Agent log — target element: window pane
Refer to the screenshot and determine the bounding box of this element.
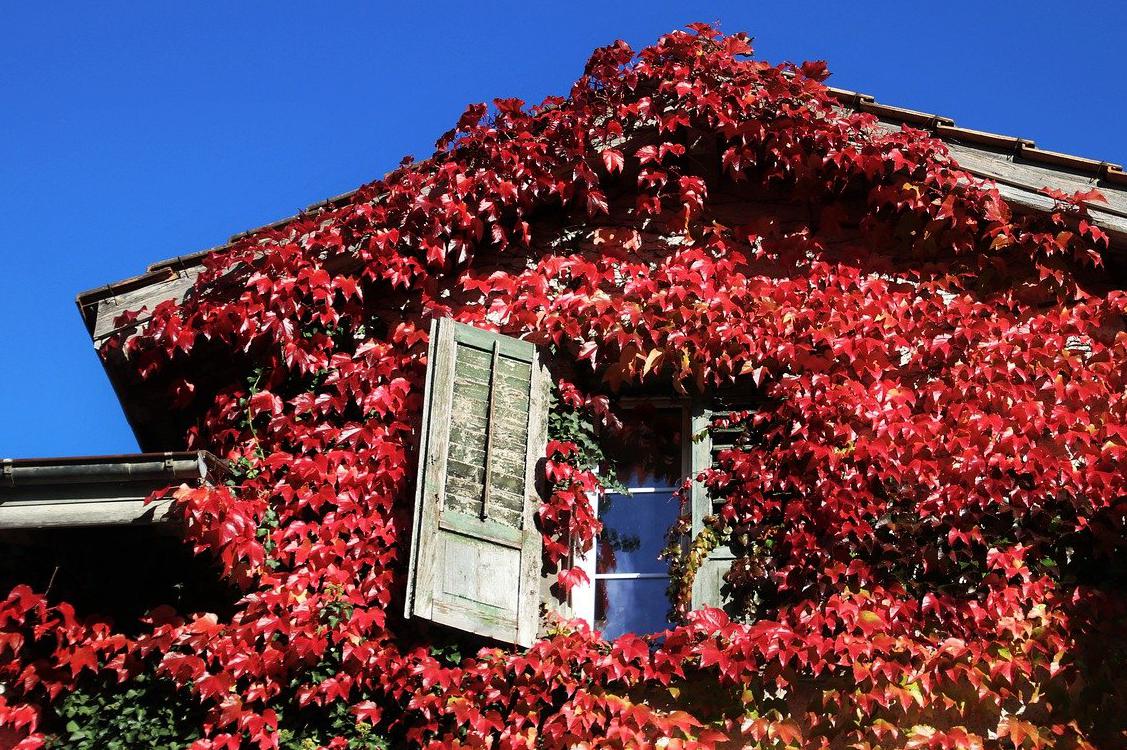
[607,406,684,487]
[597,491,680,574]
[595,577,672,639]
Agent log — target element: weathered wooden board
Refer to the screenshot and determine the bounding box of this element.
[692,555,735,612]
[943,141,1127,218]
[689,400,750,612]
[868,117,1127,247]
[0,488,173,527]
[83,267,202,344]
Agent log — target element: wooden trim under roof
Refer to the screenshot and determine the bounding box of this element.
[822,83,1127,186]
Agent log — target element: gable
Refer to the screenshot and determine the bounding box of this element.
[76,97,1127,449]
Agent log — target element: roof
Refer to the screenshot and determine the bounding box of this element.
[0,451,224,528]
[822,83,1127,234]
[74,85,1127,337]
[827,85,1127,184]
[71,86,1127,450]
[74,187,359,338]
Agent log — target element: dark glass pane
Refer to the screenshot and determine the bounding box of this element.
[595,577,672,639]
[597,491,679,574]
[608,406,683,487]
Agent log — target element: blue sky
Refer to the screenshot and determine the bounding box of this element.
[2,1,1124,457]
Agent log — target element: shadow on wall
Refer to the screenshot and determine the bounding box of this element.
[0,525,239,632]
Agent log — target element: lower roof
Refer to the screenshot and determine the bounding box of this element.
[0,451,224,528]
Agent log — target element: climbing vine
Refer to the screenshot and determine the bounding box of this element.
[3,23,1127,749]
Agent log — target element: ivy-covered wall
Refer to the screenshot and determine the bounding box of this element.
[2,24,1126,750]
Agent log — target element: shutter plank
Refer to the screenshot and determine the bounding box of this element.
[516,355,549,647]
[406,318,548,647]
[481,341,500,520]
[407,318,457,620]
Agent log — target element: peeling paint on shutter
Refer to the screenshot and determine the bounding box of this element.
[405,318,549,647]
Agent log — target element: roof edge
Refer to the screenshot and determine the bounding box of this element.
[823,83,1127,186]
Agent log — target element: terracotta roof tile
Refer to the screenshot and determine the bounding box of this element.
[824,83,1125,181]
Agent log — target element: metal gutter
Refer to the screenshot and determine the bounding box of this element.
[0,452,219,487]
[0,452,226,529]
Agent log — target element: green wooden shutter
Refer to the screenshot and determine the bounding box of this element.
[690,394,755,612]
[405,318,549,647]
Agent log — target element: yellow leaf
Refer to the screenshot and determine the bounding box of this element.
[991,234,1014,250]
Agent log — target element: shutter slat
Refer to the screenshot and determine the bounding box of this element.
[406,318,548,647]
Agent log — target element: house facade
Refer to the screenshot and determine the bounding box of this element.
[3,26,1126,750]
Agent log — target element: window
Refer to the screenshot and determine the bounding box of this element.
[404,319,749,646]
[572,404,689,639]
[569,396,753,636]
